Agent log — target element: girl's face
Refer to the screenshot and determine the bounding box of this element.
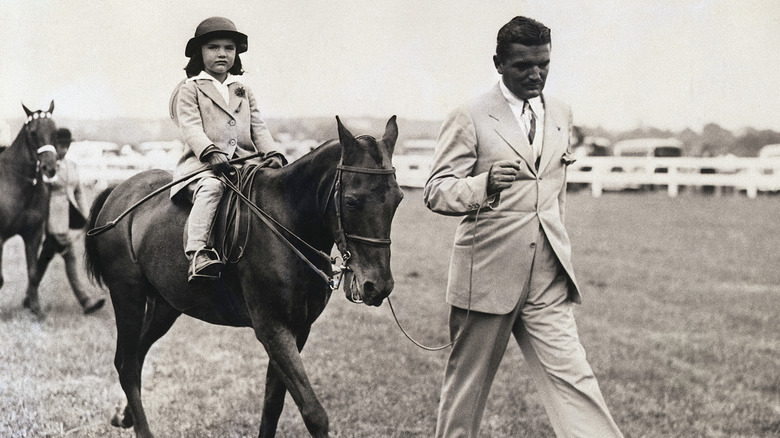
[201,38,236,82]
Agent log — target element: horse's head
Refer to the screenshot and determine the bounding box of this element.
[333,116,404,307]
[22,101,58,179]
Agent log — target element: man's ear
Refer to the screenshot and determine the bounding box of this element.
[493,55,503,74]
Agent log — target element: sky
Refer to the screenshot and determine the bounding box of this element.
[1,0,778,133]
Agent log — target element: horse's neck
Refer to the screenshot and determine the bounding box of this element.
[0,129,33,165]
[270,141,339,244]
[283,141,340,210]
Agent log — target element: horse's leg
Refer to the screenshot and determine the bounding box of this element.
[112,295,181,431]
[0,243,4,290]
[253,318,328,438]
[23,230,47,317]
[258,325,312,438]
[109,282,158,438]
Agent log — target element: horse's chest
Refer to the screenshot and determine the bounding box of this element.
[1,182,46,231]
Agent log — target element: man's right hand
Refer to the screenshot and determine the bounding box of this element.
[487,159,522,194]
[206,151,231,175]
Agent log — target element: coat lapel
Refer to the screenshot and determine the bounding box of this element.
[487,85,536,172]
[536,97,566,173]
[227,83,244,114]
[196,80,231,115]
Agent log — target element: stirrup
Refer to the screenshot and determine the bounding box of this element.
[188,248,224,282]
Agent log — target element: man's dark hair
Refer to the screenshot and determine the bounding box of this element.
[184,37,245,78]
[56,128,72,144]
[496,16,551,61]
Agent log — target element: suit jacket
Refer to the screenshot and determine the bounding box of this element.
[170,77,279,197]
[423,83,581,315]
[48,157,88,233]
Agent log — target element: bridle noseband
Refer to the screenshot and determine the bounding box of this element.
[320,160,396,299]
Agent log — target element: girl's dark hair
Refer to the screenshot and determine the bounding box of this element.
[184,41,245,78]
[496,16,551,62]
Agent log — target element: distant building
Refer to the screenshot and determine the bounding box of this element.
[401,139,436,156]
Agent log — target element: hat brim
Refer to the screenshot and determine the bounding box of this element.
[185,31,248,57]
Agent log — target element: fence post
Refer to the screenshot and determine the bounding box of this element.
[667,166,678,197]
[591,163,603,198]
[745,162,758,199]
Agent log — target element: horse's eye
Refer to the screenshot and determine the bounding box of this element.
[344,197,360,210]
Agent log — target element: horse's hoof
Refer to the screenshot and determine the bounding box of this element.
[111,409,134,429]
[83,298,106,315]
[26,302,45,320]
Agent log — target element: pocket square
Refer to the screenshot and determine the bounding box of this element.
[561,151,577,165]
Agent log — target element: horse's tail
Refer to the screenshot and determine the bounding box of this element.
[84,186,115,287]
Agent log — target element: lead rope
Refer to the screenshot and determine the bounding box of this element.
[385,199,486,351]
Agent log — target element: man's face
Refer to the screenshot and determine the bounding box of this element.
[55,141,69,159]
[494,43,551,100]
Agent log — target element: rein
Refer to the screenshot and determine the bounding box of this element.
[87,152,266,237]
[88,152,396,294]
[218,158,397,294]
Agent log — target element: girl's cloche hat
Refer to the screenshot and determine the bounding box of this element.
[185,17,248,57]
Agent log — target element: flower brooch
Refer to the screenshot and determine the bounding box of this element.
[561,150,577,165]
[234,86,246,98]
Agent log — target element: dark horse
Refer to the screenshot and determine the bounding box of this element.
[85,116,403,438]
[0,102,58,317]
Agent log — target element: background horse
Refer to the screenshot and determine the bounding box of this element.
[85,116,403,438]
[0,102,58,317]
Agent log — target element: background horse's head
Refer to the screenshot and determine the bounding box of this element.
[21,101,58,179]
[334,116,403,307]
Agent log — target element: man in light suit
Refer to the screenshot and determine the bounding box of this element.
[28,128,105,314]
[424,16,623,437]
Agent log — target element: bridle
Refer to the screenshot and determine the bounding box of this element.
[323,159,396,301]
[1,112,57,186]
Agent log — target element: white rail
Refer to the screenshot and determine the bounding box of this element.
[567,156,780,198]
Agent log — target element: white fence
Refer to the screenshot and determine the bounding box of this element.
[79,151,780,200]
[391,154,780,198]
[567,156,780,198]
[80,153,177,190]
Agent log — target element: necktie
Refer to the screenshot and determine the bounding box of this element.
[523,100,536,145]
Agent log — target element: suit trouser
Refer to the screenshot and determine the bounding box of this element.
[434,228,623,438]
[185,176,225,255]
[34,233,92,307]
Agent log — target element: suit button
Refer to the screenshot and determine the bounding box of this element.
[229,139,237,146]
[229,119,236,126]
[530,242,536,248]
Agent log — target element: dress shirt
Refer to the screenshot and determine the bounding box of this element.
[499,80,545,159]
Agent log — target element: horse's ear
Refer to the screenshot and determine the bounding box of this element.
[22,103,32,117]
[336,115,357,150]
[382,115,398,154]
[47,100,55,114]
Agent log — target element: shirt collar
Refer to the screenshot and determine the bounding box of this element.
[188,71,240,86]
[498,80,543,114]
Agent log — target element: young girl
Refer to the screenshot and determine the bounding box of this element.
[170,16,285,282]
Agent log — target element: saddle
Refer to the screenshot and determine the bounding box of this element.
[181,164,265,265]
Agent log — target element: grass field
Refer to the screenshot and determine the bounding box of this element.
[1,189,779,437]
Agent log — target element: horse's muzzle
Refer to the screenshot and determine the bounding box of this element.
[343,271,393,307]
